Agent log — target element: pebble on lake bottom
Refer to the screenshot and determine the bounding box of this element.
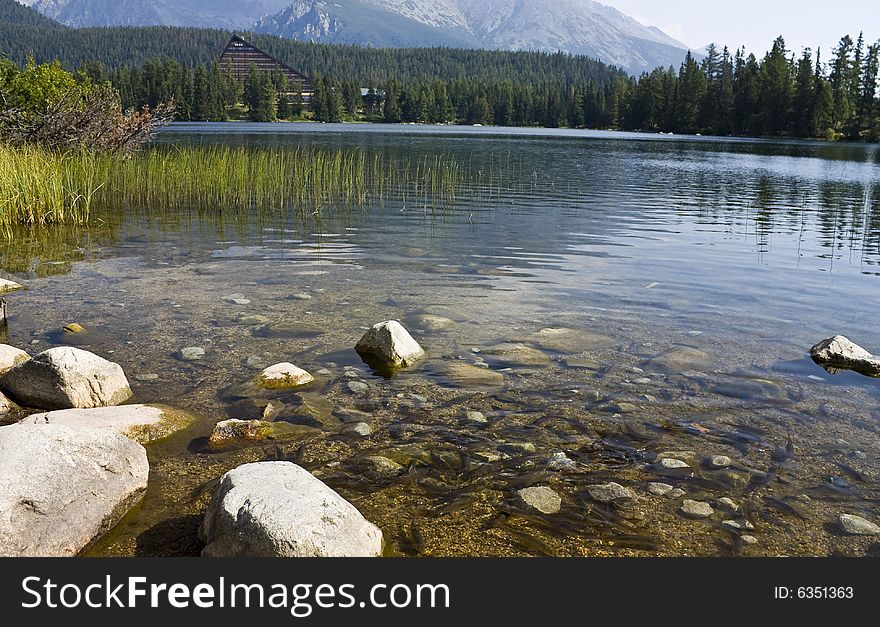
[659,458,690,469]
[517,486,562,515]
[680,500,714,519]
[587,482,636,504]
[349,422,373,437]
[465,410,487,423]
[716,497,739,512]
[178,347,205,361]
[647,482,674,497]
[707,455,733,468]
[838,513,880,536]
[348,381,369,394]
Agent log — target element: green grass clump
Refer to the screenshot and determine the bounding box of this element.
[0,144,102,233]
[0,143,462,236]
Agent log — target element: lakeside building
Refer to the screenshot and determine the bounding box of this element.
[219,35,314,102]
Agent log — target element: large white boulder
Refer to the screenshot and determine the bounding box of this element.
[810,335,880,376]
[355,320,424,369]
[0,344,30,375]
[199,461,384,557]
[0,346,132,409]
[18,404,194,445]
[0,423,149,557]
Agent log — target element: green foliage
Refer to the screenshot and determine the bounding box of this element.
[0,143,463,233]
[2,58,80,113]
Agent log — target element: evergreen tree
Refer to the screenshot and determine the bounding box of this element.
[675,51,707,133]
[383,79,402,123]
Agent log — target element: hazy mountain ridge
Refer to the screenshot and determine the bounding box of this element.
[17,0,695,73]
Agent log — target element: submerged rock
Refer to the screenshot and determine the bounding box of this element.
[356,320,425,370]
[0,345,30,375]
[531,327,614,353]
[0,347,132,410]
[409,314,455,331]
[348,381,369,394]
[587,482,636,503]
[715,497,740,512]
[199,461,384,557]
[838,513,880,536]
[254,321,326,339]
[446,362,504,387]
[178,346,206,361]
[0,423,148,557]
[680,500,714,519]
[63,323,85,334]
[517,486,562,514]
[658,458,690,470]
[810,336,880,377]
[254,363,314,390]
[480,343,549,367]
[364,455,404,475]
[647,482,674,497]
[649,346,712,373]
[706,455,733,469]
[465,410,488,423]
[19,404,194,445]
[209,419,277,445]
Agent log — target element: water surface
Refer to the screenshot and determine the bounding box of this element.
[4,123,880,557]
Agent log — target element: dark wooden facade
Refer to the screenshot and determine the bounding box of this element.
[219,35,314,101]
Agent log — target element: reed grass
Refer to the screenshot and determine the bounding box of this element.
[0,143,462,236]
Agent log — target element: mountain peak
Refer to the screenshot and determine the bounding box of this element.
[22,0,693,73]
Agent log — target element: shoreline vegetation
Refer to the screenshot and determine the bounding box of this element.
[0,143,463,233]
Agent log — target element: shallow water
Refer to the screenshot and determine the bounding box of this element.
[4,123,880,557]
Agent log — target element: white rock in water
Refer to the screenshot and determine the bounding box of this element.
[199,462,384,557]
[707,455,733,468]
[355,321,424,369]
[681,500,714,519]
[810,336,880,375]
[517,486,562,514]
[255,363,314,389]
[587,482,636,503]
[179,347,205,361]
[0,278,23,294]
[0,347,132,410]
[348,381,369,394]
[647,482,674,496]
[0,423,148,557]
[0,345,30,375]
[18,404,194,445]
[659,458,690,469]
[839,513,880,536]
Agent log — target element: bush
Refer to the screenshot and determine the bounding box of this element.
[0,58,174,153]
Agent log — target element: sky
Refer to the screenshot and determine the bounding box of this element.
[605,0,879,59]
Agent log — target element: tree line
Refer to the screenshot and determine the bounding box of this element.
[92,33,880,141]
[2,0,878,140]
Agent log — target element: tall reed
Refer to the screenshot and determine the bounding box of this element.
[0,144,463,235]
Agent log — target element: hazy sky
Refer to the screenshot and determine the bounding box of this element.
[605,0,879,58]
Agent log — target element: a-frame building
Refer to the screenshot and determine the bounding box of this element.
[219,35,314,102]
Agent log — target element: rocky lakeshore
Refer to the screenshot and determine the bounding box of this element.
[2,271,880,558]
